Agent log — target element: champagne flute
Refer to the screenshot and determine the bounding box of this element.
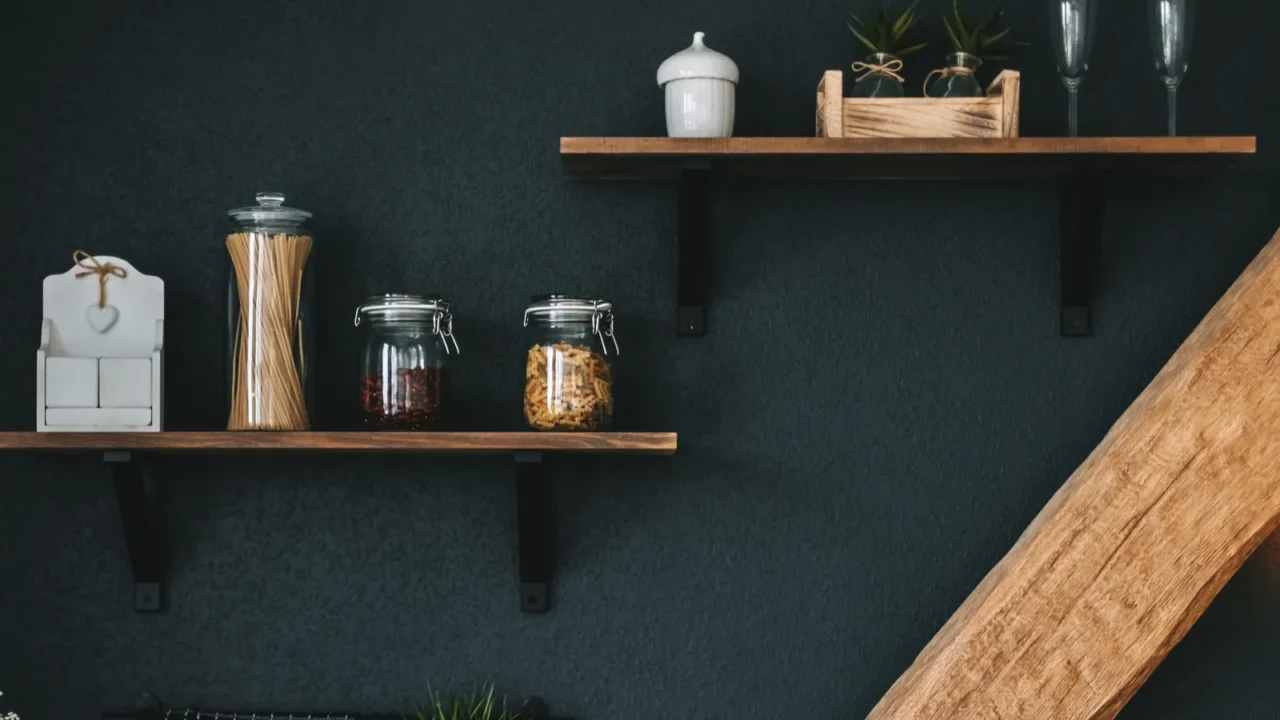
[1048,0,1099,137]
[1148,0,1196,136]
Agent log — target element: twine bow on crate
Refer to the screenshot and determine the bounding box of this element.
[851,58,904,83]
[73,250,128,308]
[923,65,975,97]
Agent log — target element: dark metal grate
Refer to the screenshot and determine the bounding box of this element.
[103,695,558,720]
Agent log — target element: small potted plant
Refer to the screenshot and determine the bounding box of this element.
[413,685,526,720]
[927,0,1027,97]
[845,2,928,97]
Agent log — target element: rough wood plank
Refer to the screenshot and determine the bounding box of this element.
[560,136,1256,180]
[842,97,1003,138]
[987,70,1020,138]
[868,228,1280,720]
[0,431,678,454]
[561,136,1256,157]
[817,71,844,138]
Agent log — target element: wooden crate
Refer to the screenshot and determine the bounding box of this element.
[816,69,1020,139]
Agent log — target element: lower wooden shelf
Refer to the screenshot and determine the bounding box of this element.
[0,430,676,614]
[0,431,677,454]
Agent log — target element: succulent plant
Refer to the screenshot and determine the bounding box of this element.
[943,0,1029,62]
[846,1,928,58]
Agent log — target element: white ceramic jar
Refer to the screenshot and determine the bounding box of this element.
[656,32,739,138]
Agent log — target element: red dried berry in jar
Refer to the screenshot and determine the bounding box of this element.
[354,294,459,431]
[360,368,449,430]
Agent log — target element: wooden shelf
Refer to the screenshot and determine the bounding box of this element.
[0,431,677,455]
[3,431,676,612]
[562,135,1257,336]
[560,136,1257,179]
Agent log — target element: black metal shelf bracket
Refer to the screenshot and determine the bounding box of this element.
[106,451,164,612]
[678,162,712,336]
[514,451,555,613]
[1059,167,1109,336]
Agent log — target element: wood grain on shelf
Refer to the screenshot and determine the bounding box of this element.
[562,136,1256,156]
[868,226,1280,719]
[0,431,677,454]
[561,136,1256,179]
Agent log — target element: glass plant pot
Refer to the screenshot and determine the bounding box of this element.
[850,52,906,98]
[926,52,984,98]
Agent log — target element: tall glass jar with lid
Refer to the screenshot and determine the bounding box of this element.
[523,295,618,431]
[225,192,316,431]
[355,294,459,430]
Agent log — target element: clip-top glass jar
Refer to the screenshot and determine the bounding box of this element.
[355,294,459,430]
[225,192,316,431]
[523,295,618,431]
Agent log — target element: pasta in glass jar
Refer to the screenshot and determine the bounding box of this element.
[523,296,618,431]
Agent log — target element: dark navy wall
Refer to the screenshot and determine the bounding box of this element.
[2,0,1278,717]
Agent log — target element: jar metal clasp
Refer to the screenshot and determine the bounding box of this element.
[434,309,460,355]
[592,302,620,356]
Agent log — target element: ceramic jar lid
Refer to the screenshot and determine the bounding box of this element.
[656,32,739,87]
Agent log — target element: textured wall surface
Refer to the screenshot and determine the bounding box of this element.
[2,1,1278,718]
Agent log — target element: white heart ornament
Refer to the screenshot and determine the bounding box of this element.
[86,304,120,334]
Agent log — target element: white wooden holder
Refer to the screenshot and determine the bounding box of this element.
[37,256,164,432]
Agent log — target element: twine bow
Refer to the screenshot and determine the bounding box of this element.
[73,250,128,308]
[923,65,976,97]
[851,58,905,83]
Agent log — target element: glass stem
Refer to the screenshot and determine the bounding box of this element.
[1166,87,1178,137]
[1068,88,1079,138]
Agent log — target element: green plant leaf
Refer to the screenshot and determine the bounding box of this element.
[897,41,928,57]
[982,26,1011,46]
[897,12,912,40]
[970,3,1002,41]
[891,8,909,37]
[892,1,919,39]
[943,16,963,51]
[847,20,879,52]
[847,1,926,55]
[941,0,1027,61]
[952,0,969,41]
[875,7,891,47]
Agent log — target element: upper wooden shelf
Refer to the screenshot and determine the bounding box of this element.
[560,136,1257,179]
[0,431,677,455]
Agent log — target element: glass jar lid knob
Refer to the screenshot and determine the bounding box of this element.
[228,191,313,224]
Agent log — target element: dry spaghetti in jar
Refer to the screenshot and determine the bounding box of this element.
[523,295,618,431]
[225,192,316,431]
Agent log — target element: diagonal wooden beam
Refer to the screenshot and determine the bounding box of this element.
[869,228,1280,720]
